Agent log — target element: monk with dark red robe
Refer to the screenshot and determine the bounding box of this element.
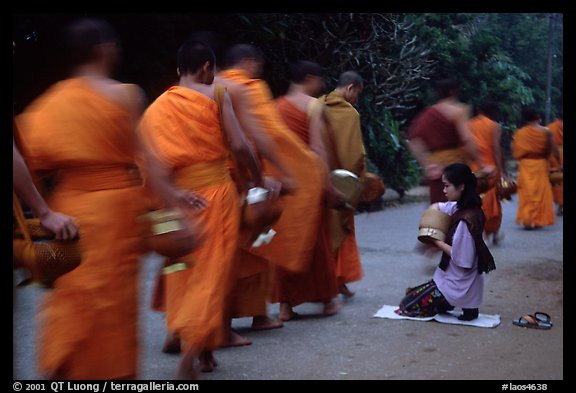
[273,60,341,320]
[407,78,493,203]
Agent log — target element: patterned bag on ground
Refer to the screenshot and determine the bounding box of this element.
[395,279,451,318]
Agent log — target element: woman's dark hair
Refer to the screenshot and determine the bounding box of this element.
[442,163,482,210]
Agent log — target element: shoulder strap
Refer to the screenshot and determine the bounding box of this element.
[13,192,32,243]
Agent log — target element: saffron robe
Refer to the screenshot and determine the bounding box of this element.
[512,125,555,227]
[319,91,364,286]
[469,114,502,236]
[271,97,338,306]
[16,78,146,379]
[138,86,240,352]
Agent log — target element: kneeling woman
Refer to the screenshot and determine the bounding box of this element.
[399,163,496,321]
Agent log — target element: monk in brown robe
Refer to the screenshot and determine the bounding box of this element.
[512,107,557,229]
[407,78,493,204]
[273,60,341,321]
[547,114,563,216]
[138,40,263,378]
[15,18,147,379]
[319,71,366,298]
[217,44,325,340]
[468,101,509,244]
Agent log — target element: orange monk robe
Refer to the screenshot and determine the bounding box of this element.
[269,97,339,306]
[512,125,555,227]
[219,69,324,272]
[16,78,146,379]
[320,91,365,287]
[138,86,241,352]
[469,114,502,236]
[547,119,563,206]
[217,69,325,318]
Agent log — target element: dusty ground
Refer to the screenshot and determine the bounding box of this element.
[13,191,563,381]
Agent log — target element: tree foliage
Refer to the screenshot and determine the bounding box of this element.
[13,13,563,194]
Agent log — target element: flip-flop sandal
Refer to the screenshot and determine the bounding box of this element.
[533,312,553,326]
[512,314,552,330]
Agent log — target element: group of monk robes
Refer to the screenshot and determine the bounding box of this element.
[15,18,366,380]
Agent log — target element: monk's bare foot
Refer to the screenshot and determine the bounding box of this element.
[221,329,252,348]
[176,351,200,380]
[322,298,343,316]
[251,315,284,331]
[162,331,181,354]
[492,231,505,245]
[199,351,218,373]
[339,284,355,298]
[279,302,299,321]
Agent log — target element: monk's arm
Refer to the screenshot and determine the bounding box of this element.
[309,105,330,167]
[220,91,264,188]
[137,132,208,211]
[13,141,78,240]
[547,130,561,168]
[492,124,507,176]
[233,87,295,192]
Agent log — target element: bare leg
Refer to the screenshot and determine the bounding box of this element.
[279,302,299,321]
[199,350,218,373]
[339,284,355,298]
[162,331,181,354]
[322,297,343,316]
[221,322,252,347]
[251,315,284,330]
[176,350,200,380]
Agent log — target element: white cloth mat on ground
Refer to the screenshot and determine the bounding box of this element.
[373,305,501,328]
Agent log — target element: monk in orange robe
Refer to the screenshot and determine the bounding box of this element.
[469,101,508,244]
[512,107,556,229]
[547,114,563,216]
[15,18,147,380]
[273,60,341,321]
[319,71,366,297]
[217,44,325,338]
[138,41,263,378]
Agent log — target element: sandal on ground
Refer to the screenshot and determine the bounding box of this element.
[533,312,553,327]
[512,314,552,330]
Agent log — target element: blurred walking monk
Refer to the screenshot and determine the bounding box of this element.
[407,78,492,204]
[468,101,508,244]
[512,107,557,230]
[217,44,325,332]
[547,113,563,216]
[138,40,263,378]
[319,71,366,297]
[16,18,147,379]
